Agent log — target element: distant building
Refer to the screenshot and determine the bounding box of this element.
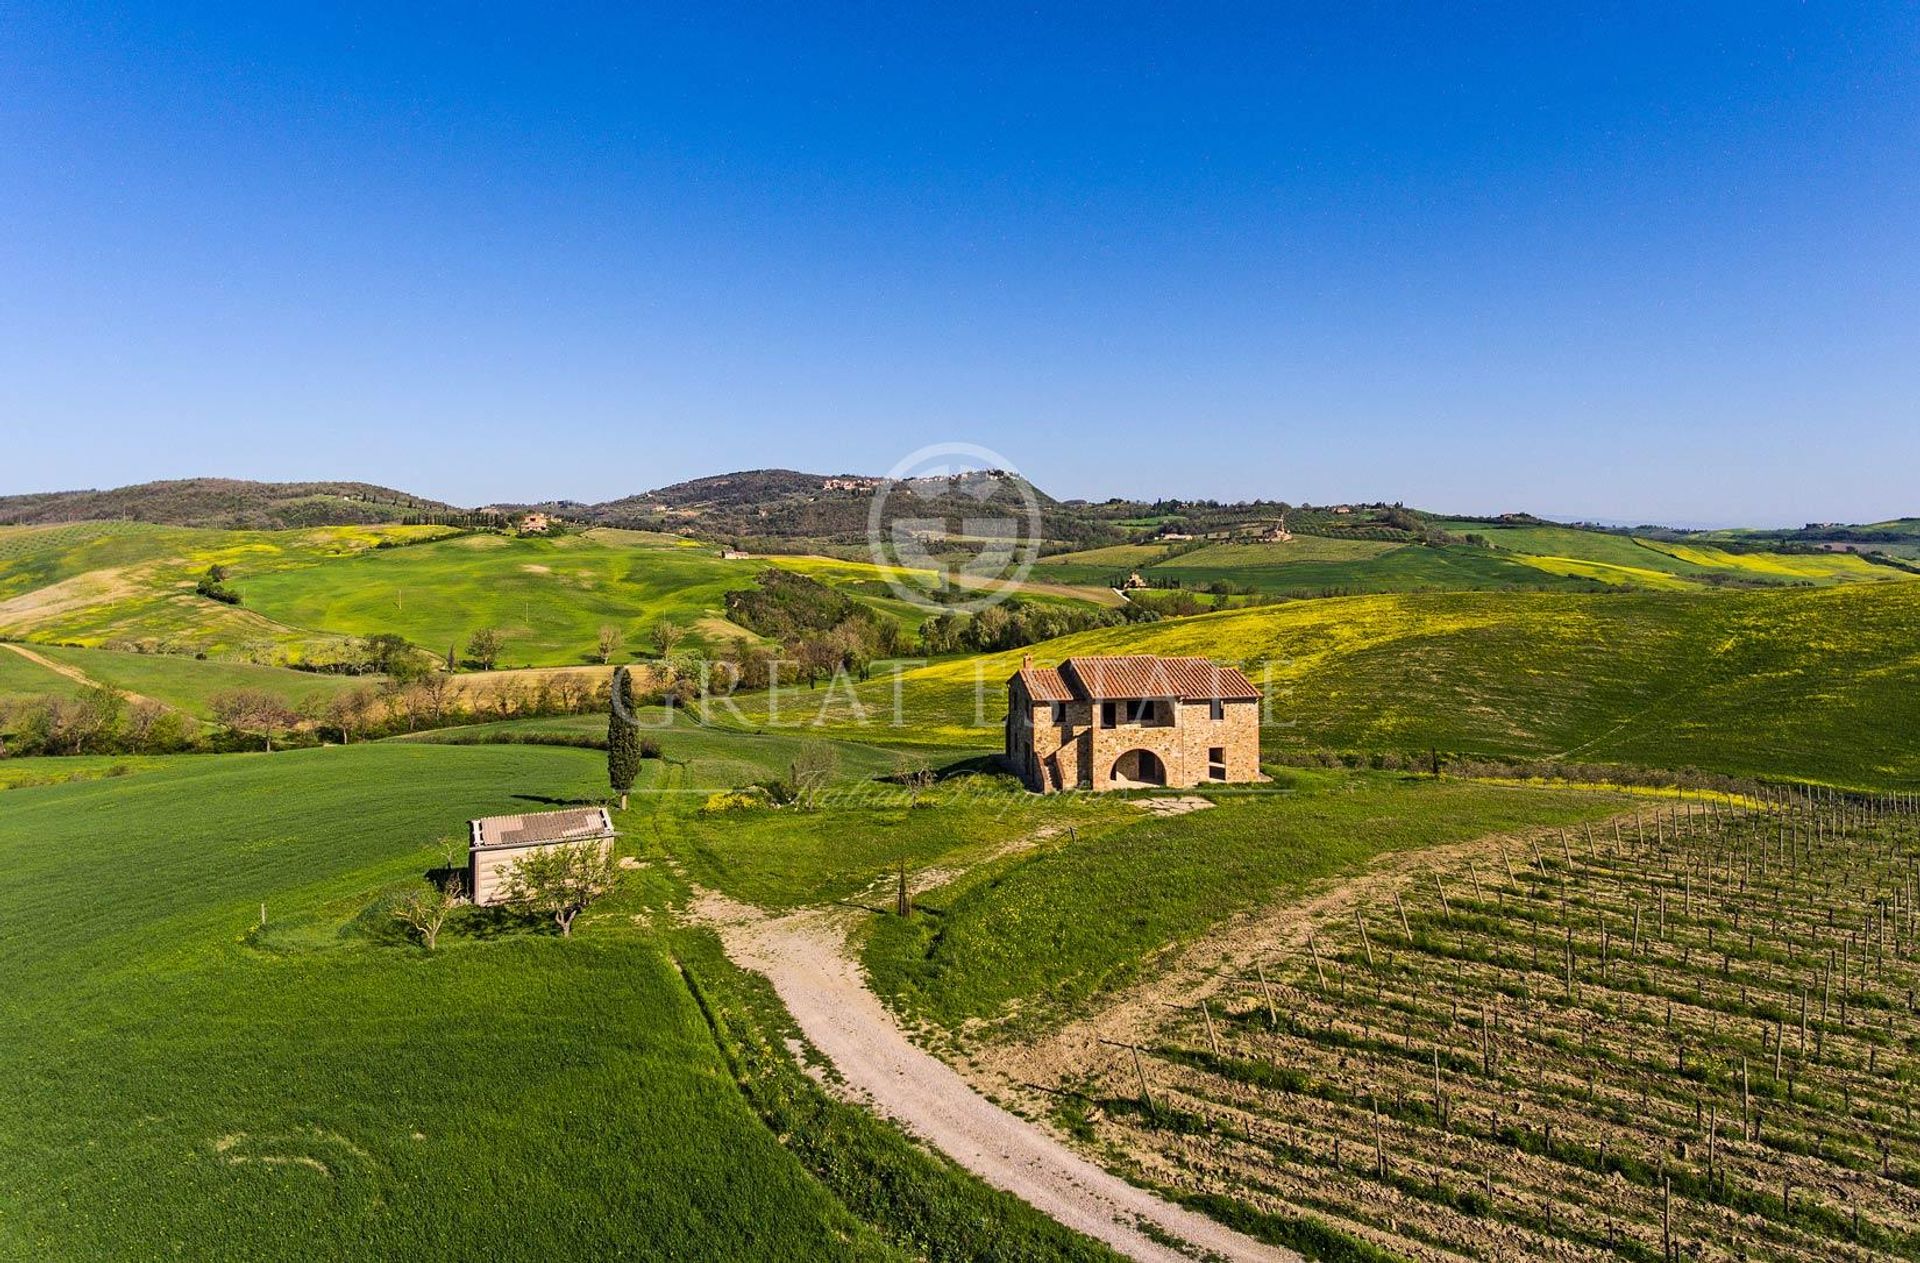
[1005,654,1263,793]
[720,547,751,560]
[821,477,879,493]
[467,807,615,905]
[1121,571,1150,590]
[518,512,553,534]
[1331,505,1353,516]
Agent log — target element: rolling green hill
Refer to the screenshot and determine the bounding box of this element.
[743,583,1920,789]
[0,742,1113,1261]
[1035,520,1913,597]
[0,522,1113,668]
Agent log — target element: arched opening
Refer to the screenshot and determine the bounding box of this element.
[1110,748,1167,787]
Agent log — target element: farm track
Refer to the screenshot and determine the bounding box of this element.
[0,641,161,706]
[690,887,1303,1263]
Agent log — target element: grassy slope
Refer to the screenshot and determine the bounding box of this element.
[1037,524,1911,596]
[1040,542,1602,596]
[1,522,1054,665]
[864,773,1632,1034]
[1154,538,1404,567]
[23,644,369,716]
[740,584,1920,789]
[0,644,84,699]
[1436,522,1904,587]
[0,522,460,653]
[0,742,1109,1261]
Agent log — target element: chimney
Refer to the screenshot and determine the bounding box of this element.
[1022,653,1033,670]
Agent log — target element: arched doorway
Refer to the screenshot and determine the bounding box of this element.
[1110,748,1167,787]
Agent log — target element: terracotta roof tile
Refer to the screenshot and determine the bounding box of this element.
[1012,654,1261,703]
[1014,666,1075,703]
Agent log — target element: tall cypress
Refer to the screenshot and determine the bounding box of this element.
[608,665,640,810]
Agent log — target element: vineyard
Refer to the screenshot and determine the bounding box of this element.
[1068,790,1920,1261]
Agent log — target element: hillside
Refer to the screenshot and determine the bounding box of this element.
[573,468,1125,551]
[755,582,1920,789]
[0,479,460,530]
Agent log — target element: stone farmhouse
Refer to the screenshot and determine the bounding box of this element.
[467,806,615,905]
[1005,654,1262,793]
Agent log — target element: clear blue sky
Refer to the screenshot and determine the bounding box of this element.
[3,4,1915,525]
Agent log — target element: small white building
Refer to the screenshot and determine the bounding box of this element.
[467,807,615,905]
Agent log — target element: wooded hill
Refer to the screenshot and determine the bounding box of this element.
[0,479,460,530]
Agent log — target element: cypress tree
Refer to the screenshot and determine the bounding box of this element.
[608,666,640,810]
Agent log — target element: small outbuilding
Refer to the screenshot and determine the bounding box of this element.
[467,807,616,905]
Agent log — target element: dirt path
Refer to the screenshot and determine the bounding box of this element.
[0,641,161,706]
[691,888,1302,1263]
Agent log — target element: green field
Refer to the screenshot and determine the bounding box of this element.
[1032,523,1913,598]
[1040,540,1614,596]
[731,583,1920,789]
[0,644,82,699]
[0,741,1113,1261]
[0,521,1116,669]
[1433,521,1904,587]
[864,773,1632,1035]
[18,644,370,718]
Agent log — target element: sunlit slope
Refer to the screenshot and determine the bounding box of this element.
[2,522,1073,666]
[773,585,1920,788]
[0,745,910,1260]
[0,521,458,654]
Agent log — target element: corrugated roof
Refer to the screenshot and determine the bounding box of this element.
[470,806,615,850]
[1013,665,1075,703]
[1010,654,1262,703]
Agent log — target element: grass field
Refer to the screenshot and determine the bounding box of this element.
[0,643,83,699]
[728,583,1920,789]
[1032,524,1914,599]
[0,520,1115,668]
[19,643,370,717]
[1039,541,1597,596]
[863,774,1633,1037]
[0,741,1115,1261]
[0,521,460,656]
[1435,522,1905,588]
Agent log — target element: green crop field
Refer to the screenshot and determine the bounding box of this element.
[19,644,370,718]
[730,583,1920,789]
[1433,522,1906,588]
[0,644,83,699]
[1032,523,1914,599]
[0,741,1114,1262]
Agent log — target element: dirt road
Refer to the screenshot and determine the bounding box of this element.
[0,641,160,706]
[692,888,1302,1263]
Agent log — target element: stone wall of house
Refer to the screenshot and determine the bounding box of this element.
[1007,687,1260,793]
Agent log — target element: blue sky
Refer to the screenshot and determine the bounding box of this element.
[2,4,1915,525]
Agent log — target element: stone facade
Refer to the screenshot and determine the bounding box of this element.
[1004,655,1262,792]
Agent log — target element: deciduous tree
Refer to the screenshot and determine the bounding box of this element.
[210,688,297,752]
[503,842,619,937]
[392,874,465,951]
[596,625,623,665]
[790,740,838,810]
[466,627,504,670]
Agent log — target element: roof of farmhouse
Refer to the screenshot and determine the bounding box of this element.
[469,806,615,850]
[1013,655,1262,704]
